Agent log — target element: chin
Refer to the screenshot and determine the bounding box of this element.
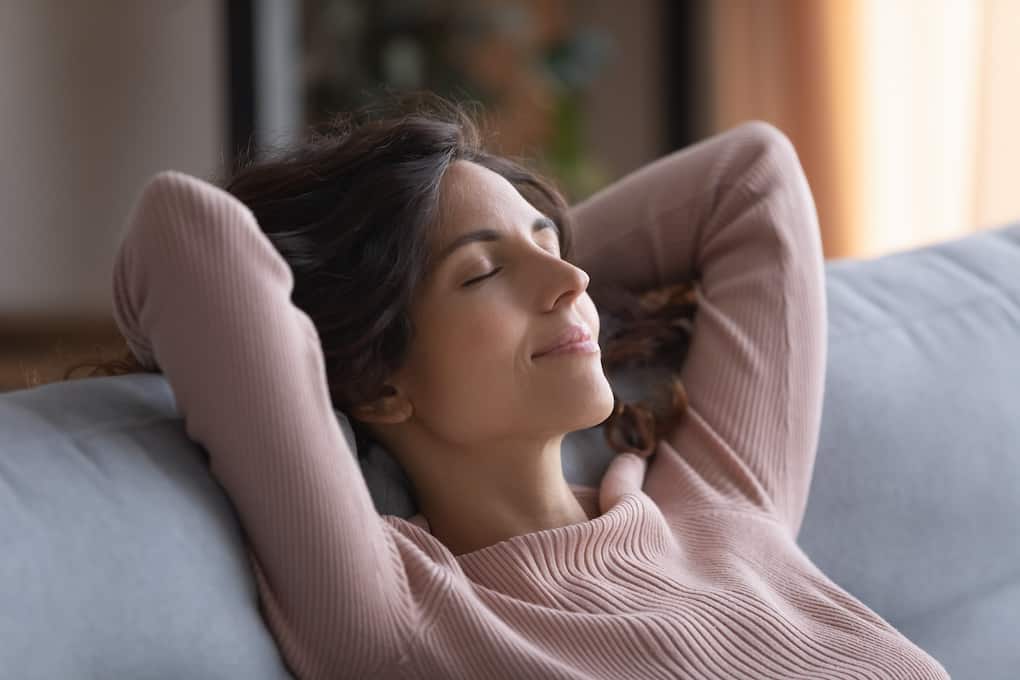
[537,372,616,431]
[582,380,617,429]
[596,389,618,425]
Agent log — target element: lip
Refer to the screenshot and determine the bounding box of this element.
[534,339,600,358]
[533,324,596,358]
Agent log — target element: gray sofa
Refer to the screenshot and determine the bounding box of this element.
[3,220,1019,679]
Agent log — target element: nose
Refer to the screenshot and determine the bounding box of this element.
[545,257,590,311]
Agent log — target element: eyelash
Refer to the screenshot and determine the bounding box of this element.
[462,267,502,287]
[460,246,563,288]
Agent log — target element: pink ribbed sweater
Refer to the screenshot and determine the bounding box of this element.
[110,122,950,679]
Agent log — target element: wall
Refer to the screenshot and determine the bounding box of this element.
[0,0,226,321]
[576,0,667,182]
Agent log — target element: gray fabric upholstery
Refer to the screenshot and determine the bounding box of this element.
[797,222,1020,678]
[0,376,295,679]
[2,220,1018,678]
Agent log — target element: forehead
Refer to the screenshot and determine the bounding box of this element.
[435,160,536,237]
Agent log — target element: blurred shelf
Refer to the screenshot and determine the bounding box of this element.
[0,317,126,393]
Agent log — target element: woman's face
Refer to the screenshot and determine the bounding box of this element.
[389,159,616,447]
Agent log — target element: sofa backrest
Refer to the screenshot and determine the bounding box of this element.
[797,221,1020,679]
[0,374,296,679]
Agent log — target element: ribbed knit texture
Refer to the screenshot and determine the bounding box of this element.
[110,122,950,679]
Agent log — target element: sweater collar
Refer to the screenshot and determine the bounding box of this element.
[453,486,673,585]
[389,453,672,584]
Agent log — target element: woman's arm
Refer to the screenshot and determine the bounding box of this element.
[567,121,828,539]
[111,171,414,678]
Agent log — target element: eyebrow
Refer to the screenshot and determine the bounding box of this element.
[434,216,559,268]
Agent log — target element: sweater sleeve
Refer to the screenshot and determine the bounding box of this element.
[110,171,414,678]
[566,121,828,538]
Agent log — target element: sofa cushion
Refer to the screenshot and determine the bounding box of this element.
[796,221,1020,679]
[0,375,295,679]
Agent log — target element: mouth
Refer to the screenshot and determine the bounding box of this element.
[533,339,600,359]
[532,323,598,358]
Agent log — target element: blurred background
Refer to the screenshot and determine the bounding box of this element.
[2,0,1019,392]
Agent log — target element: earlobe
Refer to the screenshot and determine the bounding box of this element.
[351,392,413,425]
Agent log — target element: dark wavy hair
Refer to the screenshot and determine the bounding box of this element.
[61,90,698,460]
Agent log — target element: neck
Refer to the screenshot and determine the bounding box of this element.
[406,438,594,556]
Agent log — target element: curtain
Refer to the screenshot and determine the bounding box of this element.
[705,0,1019,260]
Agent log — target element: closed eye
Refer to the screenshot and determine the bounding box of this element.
[459,244,562,288]
[462,267,503,287]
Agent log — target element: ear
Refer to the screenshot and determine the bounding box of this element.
[350,385,413,425]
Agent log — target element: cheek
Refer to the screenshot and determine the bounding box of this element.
[409,303,529,433]
[441,302,521,369]
[419,302,526,395]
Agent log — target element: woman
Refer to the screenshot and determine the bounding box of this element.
[83,92,949,678]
